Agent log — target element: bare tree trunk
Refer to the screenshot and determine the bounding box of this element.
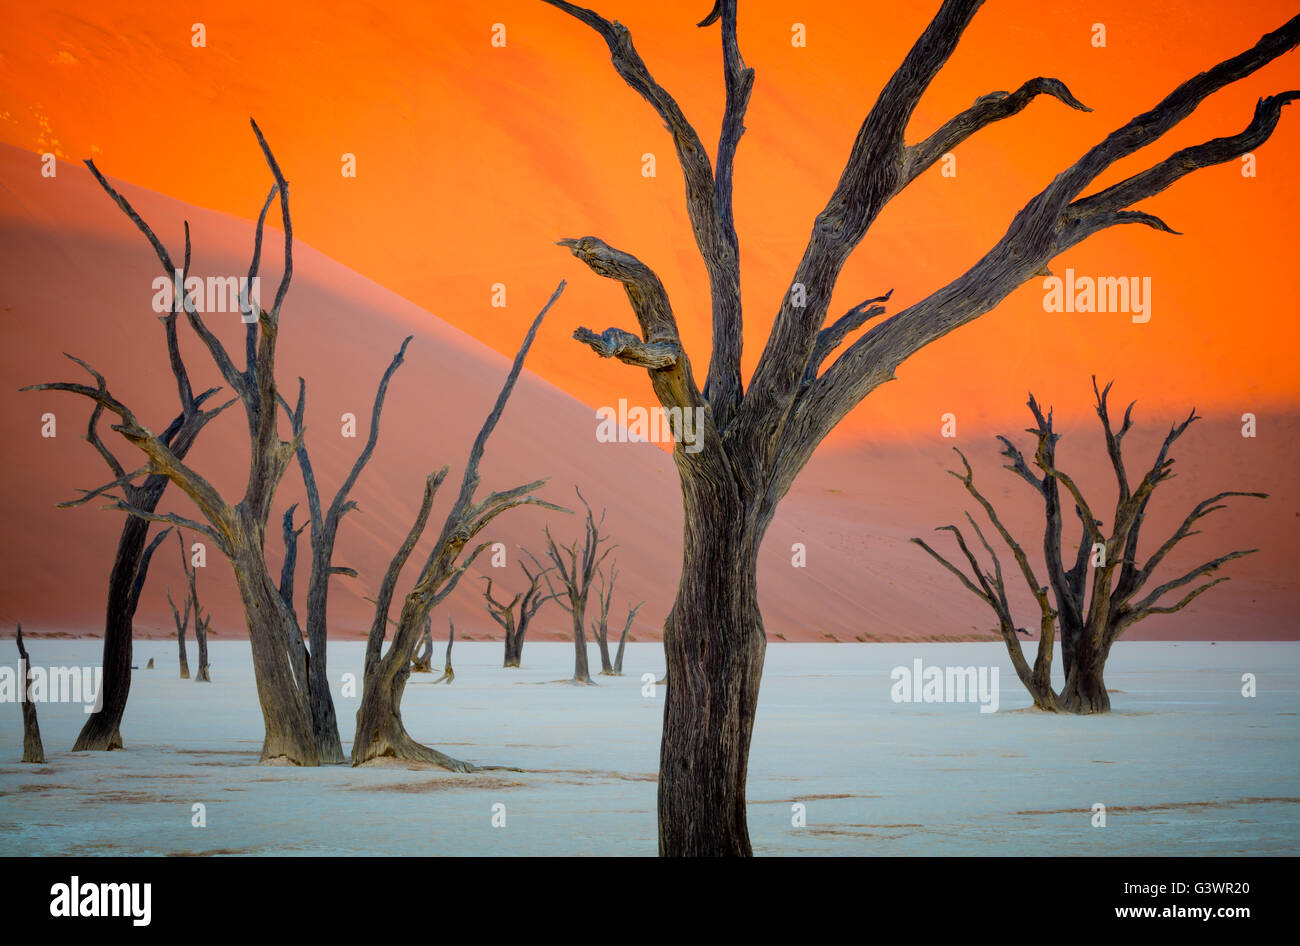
[659,484,764,857]
[15,626,44,764]
[231,552,316,762]
[178,529,213,684]
[612,634,629,676]
[503,629,522,668]
[592,615,611,675]
[612,601,641,676]
[75,520,148,749]
[592,562,639,676]
[592,563,614,675]
[167,582,192,679]
[570,604,594,684]
[194,616,210,682]
[1060,640,1111,714]
[73,520,172,750]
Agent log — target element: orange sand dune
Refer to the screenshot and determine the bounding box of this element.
[1,0,1298,441]
[1,144,1294,644]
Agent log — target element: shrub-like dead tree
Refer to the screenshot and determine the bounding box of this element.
[530,489,613,685]
[15,625,44,764]
[351,282,567,769]
[482,557,556,668]
[915,382,1266,713]
[541,0,1298,853]
[591,562,644,676]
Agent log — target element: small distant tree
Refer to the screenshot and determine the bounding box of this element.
[176,530,212,682]
[482,557,556,668]
[165,584,191,680]
[914,381,1267,713]
[531,489,613,685]
[591,561,644,675]
[432,620,456,685]
[15,625,44,764]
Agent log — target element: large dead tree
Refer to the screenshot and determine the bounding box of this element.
[591,562,644,675]
[351,282,567,769]
[44,279,225,750]
[541,0,1299,853]
[916,382,1266,713]
[27,122,332,764]
[177,530,212,683]
[482,557,556,668]
[531,489,613,685]
[15,625,44,764]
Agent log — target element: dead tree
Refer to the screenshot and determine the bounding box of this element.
[612,605,642,677]
[531,489,613,685]
[432,620,456,684]
[541,0,1298,854]
[482,557,556,668]
[591,562,644,675]
[911,455,1063,711]
[916,382,1266,713]
[351,282,567,769]
[276,338,414,762]
[177,530,212,683]
[166,585,191,679]
[27,122,332,763]
[45,288,224,751]
[15,625,44,764]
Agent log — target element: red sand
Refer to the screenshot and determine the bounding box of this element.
[2,144,1295,643]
